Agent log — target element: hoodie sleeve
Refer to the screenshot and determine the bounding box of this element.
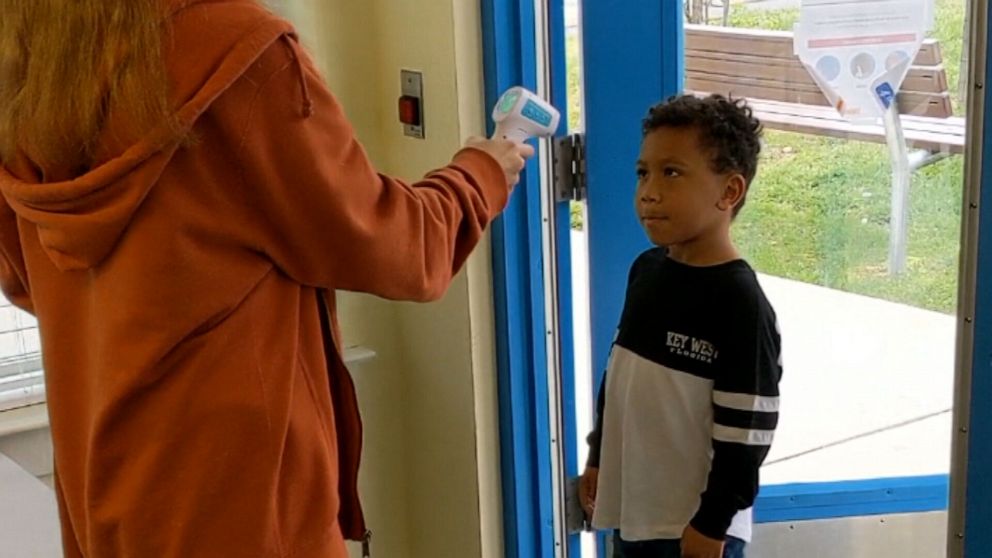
[229,37,509,301]
[0,191,33,314]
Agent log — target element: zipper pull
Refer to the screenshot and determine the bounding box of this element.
[362,530,372,558]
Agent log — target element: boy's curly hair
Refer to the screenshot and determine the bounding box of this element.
[642,94,763,216]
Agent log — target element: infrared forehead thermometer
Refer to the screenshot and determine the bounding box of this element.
[492,86,561,143]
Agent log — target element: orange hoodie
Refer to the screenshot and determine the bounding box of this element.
[0,1,508,556]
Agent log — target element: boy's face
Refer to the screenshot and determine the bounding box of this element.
[634,126,745,248]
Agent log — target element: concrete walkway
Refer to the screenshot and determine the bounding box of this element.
[758,274,955,484]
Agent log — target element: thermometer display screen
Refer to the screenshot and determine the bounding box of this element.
[498,91,521,114]
[522,100,553,127]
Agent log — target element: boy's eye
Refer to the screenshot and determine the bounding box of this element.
[636,168,648,179]
[663,167,681,178]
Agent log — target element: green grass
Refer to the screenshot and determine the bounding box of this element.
[567,34,582,133]
[735,132,962,313]
[934,0,967,113]
[565,1,968,313]
[727,6,799,31]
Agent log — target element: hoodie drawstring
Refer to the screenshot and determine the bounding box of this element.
[281,35,314,118]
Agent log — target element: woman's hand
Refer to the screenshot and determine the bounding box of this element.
[463,137,535,187]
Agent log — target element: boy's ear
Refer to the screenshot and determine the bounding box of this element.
[717,174,747,212]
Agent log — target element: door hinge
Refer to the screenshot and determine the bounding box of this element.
[553,133,586,202]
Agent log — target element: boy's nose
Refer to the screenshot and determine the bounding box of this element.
[639,179,663,203]
[640,190,661,203]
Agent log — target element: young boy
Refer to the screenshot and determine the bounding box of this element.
[579,94,782,558]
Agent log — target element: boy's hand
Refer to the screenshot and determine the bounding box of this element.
[681,525,724,558]
[579,466,598,518]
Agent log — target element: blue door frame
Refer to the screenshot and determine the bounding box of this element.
[481,0,574,557]
[484,0,992,556]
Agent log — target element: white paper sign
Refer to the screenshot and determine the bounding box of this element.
[794,0,933,123]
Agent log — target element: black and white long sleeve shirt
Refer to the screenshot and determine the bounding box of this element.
[587,248,782,542]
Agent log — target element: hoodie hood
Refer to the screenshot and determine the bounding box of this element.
[0,0,304,271]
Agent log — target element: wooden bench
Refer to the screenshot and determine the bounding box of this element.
[685,24,966,274]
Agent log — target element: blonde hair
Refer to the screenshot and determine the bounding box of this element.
[0,0,177,171]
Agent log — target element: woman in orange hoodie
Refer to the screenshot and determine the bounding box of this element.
[0,1,532,556]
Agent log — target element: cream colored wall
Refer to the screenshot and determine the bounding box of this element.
[372,3,501,557]
[276,0,382,154]
[283,1,504,557]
